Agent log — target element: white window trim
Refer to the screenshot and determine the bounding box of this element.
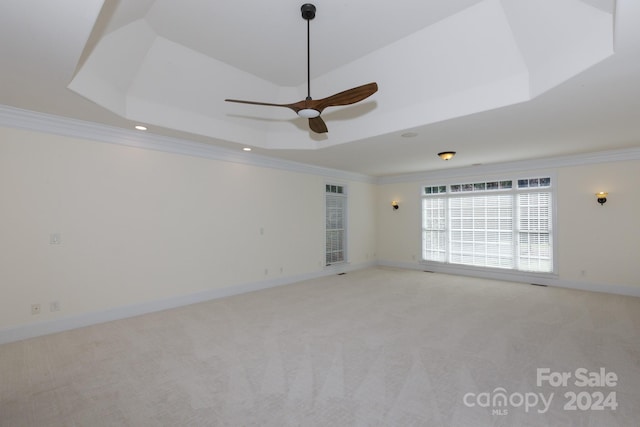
[325,182,349,267]
[420,172,558,281]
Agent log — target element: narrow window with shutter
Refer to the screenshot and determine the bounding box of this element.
[326,184,347,266]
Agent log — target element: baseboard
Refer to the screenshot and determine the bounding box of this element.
[7,259,632,345]
[377,260,640,298]
[548,279,640,298]
[0,261,374,345]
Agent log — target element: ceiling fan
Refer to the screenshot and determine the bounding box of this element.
[225,3,378,134]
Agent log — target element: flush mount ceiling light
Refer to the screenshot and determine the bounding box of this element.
[242,147,252,152]
[438,151,456,161]
[134,125,147,131]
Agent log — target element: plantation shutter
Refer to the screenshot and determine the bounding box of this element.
[326,186,346,265]
[518,191,552,272]
[449,194,514,268]
[422,197,447,262]
[421,177,553,274]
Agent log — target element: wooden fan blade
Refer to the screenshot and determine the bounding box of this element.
[310,82,378,113]
[226,82,377,133]
[308,116,328,134]
[225,98,301,114]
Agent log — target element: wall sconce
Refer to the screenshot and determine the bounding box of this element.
[595,192,608,206]
[438,151,456,161]
[391,201,399,210]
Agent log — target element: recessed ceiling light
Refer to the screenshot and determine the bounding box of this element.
[401,132,418,138]
[243,147,252,152]
[134,125,147,131]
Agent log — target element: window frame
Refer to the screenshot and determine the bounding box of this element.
[325,183,348,266]
[420,173,558,279]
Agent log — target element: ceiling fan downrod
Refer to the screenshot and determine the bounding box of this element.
[299,4,319,117]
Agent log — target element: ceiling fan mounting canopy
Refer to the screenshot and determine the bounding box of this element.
[301,3,316,20]
[224,3,378,134]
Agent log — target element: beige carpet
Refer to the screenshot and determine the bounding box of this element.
[1,267,639,426]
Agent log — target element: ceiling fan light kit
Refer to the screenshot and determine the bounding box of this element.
[298,108,320,118]
[225,3,378,134]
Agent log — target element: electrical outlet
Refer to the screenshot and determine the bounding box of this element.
[50,301,61,312]
[31,304,41,315]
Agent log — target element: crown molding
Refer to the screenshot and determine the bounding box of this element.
[3,104,639,186]
[377,146,640,184]
[0,104,375,184]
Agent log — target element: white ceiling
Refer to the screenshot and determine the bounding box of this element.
[2,0,640,177]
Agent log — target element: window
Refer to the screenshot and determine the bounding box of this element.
[326,184,346,265]
[422,176,553,273]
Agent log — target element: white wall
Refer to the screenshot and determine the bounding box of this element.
[347,180,378,265]
[377,182,423,264]
[556,161,640,286]
[376,159,640,293]
[2,118,638,342]
[0,126,377,335]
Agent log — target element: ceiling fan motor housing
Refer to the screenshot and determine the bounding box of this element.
[301,4,316,20]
